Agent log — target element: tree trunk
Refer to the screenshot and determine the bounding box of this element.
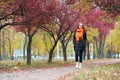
[0,35,1,60]
[27,35,32,65]
[1,30,6,60]
[83,42,87,60]
[11,49,14,60]
[60,32,73,62]
[0,46,1,60]
[0,53,1,60]
[48,41,58,63]
[61,42,67,61]
[110,42,113,58]
[95,39,99,58]
[87,41,90,60]
[37,48,40,56]
[117,49,119,59]
[48,48,54,63]
[8,38,12,60]
[0,50,2,60]
[98,40,102,58]
[23,34,27,60]
[95,39,102,59]
[95,34,106,59]
[101,34,106,58]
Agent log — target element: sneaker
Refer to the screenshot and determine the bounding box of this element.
[75,62,79,68]
[79,63,82,69]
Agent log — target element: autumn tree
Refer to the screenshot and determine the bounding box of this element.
[60,31,73,61]
[1,29,6,60]
[0,0,27,30]
[0,0,29,60]
[59,0,91,61]
[40,0,81,63]
[4,27,16,60]
[85,27,98,59]
[6,28,23,60]
[32,30,52,57]
[87,0,120,16]
[81,8,114,58]
[58,1,82,61]
[106,21,120,58]
[13,0,56,65]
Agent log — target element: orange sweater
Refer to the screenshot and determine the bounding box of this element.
[75,28,83,43]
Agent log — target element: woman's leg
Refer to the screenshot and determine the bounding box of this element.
[78,50,83,68]
[75,49,78,62]
[75,49,79,68]
[79,50,83,63]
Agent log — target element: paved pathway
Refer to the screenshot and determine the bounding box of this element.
[0,59,120,80]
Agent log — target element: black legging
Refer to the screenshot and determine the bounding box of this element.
[75,49,83,63]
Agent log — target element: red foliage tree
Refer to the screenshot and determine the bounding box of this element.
[40,0,80,63]
[80,8,115,58]
[66,0,78,5]
[87,0,120,16]
[0,0,26,30]
[81,8,114,40]
[12,0,55,65]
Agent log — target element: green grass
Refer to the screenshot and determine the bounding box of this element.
[0,60,74,70]
[72,62,120,80]
[0,58,109,70]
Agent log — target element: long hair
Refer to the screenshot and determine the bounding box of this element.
[82,25,87,32]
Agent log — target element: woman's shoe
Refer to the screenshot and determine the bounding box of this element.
[75,62,79,68]
[79,63,82,69]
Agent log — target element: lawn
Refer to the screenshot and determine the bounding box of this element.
[0,60,74,70]
[72,62,120,80]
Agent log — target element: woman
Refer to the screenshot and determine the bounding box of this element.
[73,23,87,69]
